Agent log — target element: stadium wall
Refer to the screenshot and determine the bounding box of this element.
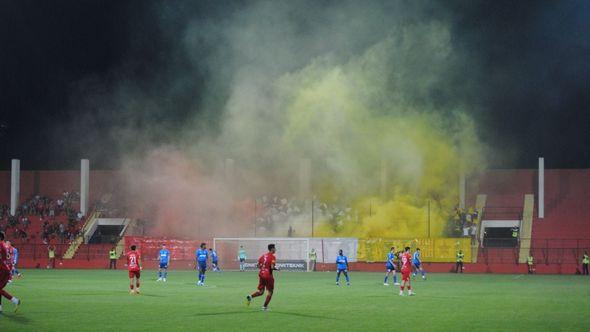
[14,258,582,275]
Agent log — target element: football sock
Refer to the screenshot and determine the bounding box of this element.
[263,294,272,307]
[0,289,13,300]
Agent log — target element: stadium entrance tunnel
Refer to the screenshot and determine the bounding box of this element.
[85,218,130,244]
[89,225,124,243]
[483,227,518,247]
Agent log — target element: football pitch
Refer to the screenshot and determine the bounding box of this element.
[1,269,589,331]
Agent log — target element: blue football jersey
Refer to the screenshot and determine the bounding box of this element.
[336,255,348,270]
[159,249,170,263]
[413,251,421,263]
[196,249,208,262]
[13,247,19,264]
[211,250,218,262]
[387,252,395,266]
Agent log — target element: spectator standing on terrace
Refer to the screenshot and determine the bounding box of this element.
[309,248,317,272]
[462,225,469,237]
[58,223,66,243]
[582,252,589,275]
[48,246,56,269]
[109,247,118,270]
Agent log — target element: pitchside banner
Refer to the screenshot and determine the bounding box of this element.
[243,260,307,272]
[357,238,472,262]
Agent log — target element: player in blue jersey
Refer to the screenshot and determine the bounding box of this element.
[157,243,170,282]
[196,243,208,286]
[384,246,399,286]
[12,244,21,279]
[335,249,350,286]
[6,241,21,279]
[209,248,221,272]
[412,248,426,280]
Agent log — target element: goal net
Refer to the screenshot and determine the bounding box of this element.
[214,237,310,271]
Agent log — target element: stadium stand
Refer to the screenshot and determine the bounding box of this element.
[1,169,589,273]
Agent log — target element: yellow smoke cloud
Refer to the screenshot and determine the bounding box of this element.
[269,28,484,238]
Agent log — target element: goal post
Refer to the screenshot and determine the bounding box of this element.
[214,237,310,271]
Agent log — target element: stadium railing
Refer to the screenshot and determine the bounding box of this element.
[479,238,590,265]
[15,243,70,261]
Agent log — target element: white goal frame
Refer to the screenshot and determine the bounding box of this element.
[213,237,311,271]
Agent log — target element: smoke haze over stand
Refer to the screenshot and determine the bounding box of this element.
[12,1,589,239]
[101,1,488,239]
[3,1,590,171]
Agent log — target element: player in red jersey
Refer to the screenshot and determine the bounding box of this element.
[399,246,415,296]
[245,243,279,311]
[0,231,21,313]
[5,240,14,284]
[126,245,142,294]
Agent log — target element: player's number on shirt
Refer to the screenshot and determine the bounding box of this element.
[130,255,137,266]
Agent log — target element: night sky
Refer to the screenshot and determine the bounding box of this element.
[1,0,589,170]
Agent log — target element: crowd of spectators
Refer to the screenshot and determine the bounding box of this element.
[93,193,126,218]
[255,195,355,236]
[256,196,303,236]
[0,190,84,244]
[451,206,479,239]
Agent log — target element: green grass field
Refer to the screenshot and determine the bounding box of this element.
[1,269,589,331]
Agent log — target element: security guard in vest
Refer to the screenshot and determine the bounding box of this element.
[109,247,118,270]
[527,254,535,274]
[582,251,589,275]
[455,250,464,273]
[455,250,465,273]
[511,226,519,246]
